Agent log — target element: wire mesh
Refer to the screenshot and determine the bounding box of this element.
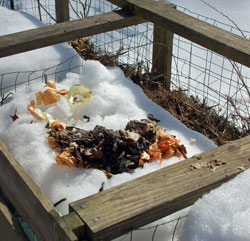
[5,0,249,131]
[1,0,250,239]
[0,54,83,96]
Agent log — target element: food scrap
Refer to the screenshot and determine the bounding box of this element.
[36,80,68,105]
[27,100,55,124]
[27,81,91,125]
[10,108,20,121]
[47,119,187,175]
[67,84,92,105]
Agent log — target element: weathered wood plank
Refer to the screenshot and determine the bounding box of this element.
[0,194,29,241]
[62,211,86,240]
[0,10,145,58]
[108,0,250,68]
[152,24,174,90]
[55,0,70,23]
[70,136,250,241]
[0,140,78,241]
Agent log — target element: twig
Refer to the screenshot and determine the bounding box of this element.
[37,1,56,22]
[71,0,92,18]
[229,60,250,99]
[53,198,67,207]
[44,73,48,84]
[0,92,13,106]
[227,97,249,133]
[69,0,81,19]
[199,0,247,38]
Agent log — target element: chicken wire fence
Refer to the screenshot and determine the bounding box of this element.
[0,0,250,240]
[1,0,250,133]
[0,54,83,96]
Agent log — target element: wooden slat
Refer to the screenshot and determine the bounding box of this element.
[152,24,174,90]
[70,135,250,241]
[0,194,29,241]
[62,211,86,240]
[108,0,250,68]
[55,0,70,23]
[0,10,145,58]
[0,140,79,241]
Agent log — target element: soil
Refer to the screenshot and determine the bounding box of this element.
[69,38,247,146]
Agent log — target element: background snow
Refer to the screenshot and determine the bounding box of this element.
[0,6,82,95]
[0,1,250,241]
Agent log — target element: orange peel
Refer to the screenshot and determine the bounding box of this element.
[27,100,55,123]
[56,149,77,168]
[36,81,69,105]
[51,120,66,136]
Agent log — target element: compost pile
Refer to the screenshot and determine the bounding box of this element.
[24,80,187,176]
[47,119,187,176]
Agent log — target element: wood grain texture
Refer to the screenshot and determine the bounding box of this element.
[70,136,250,241]
[0,140,78,241]
[55,0,70,23]
[62,211,86,240]
[108,0,250,68]
[0,10,145,58]
[0,195,29,241]
[152,24,174,90]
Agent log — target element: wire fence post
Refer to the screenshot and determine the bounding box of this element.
[55,0,70,23]
[152,4,176,90]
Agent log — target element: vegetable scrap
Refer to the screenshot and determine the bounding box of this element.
[10,108,20,121]
[27,81,91,125]
[26,81,187,176]
[36,80,68,105]
[47,119,187,175]
[67,84,92,105]
[28,100,55,124]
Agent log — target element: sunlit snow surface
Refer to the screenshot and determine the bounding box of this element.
[0,60,215,217]
[0,6,81,95]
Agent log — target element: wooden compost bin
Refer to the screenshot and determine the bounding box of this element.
[1,0,250,240]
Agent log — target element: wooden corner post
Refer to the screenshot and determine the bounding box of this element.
[55,0,70,23]
[152,4,176,90]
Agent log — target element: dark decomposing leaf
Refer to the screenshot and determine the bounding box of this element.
[83,115,90,122]
[99,182,105,192]
[147,113,160,123]
[47,119,187,176]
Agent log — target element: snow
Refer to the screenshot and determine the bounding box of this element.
[0,6,82,95]
[0,57,214,216]
[167,0,250,33]
[0,2,250,241]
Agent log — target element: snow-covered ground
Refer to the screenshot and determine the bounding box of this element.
[0,1,250,241]
[0,6,82,96]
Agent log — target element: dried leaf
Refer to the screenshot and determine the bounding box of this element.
[10,109,20,121]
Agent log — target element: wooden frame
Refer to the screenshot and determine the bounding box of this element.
[55,0,70,23]
[1,0,250,240]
